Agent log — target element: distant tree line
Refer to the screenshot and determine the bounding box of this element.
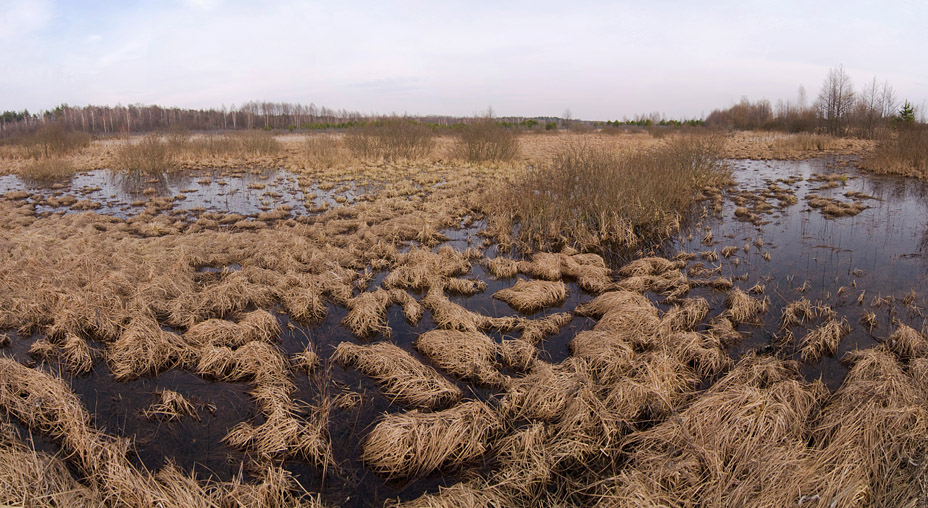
[706,65,920,138]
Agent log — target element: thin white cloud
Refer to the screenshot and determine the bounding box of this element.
[0,0,52,40]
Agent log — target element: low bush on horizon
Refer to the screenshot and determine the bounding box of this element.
[19,124,91,159]
[344,117,435,161]
[115,134,175,175]
[453,118,520,163]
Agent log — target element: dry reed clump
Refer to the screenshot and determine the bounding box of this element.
[115,134,175,175]
[301,134,341,169]
[660,297,710,333]
[20,157,77,184]
[0,418,104,506]
[883,323,928,360]
[344,117,436,161]
[663,331,732,378]
[486,256,520,279]
[342,289,393,338]
[803,347,928,505]
[560,252,613,293]
[615,268,690,299]
[383,247,471,291]
[799,317,851,362]
[184,309,280,348]
[499,359,591,422]
[107,316,190,380]
[499,338,538,372]
[0,357,227,506]
[617,257,683,277]
[142,389,199,422]
[516,252,563,281]
[576,291,661,343]
[224,396,331,466]
[60,332,95,375]
[420,287,523,334]
[568,330,636,384]
[197,340,291,389]
[492,279,567,313]
[280,276,328,323]
[860,125,928,178]
[389,289,423,325]
[293,343,319,374]
[415,330,509,388]
[604,354,826,507]
[724,287,769,323]
[781,297,815,328]
[331,341,461,410]
[520,312,573,344]
[390,481,504,508]
[361,400,501,479]
[444,277,487,296]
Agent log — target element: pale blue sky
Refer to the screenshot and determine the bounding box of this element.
[1,0,925,120]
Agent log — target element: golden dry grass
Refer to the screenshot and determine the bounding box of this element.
[332,341,461,410]
[361,400,501,478]
[415,330,508,388]
[492,279,567,313]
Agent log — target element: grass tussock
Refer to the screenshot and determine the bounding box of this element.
[884,323,928,360]
[361,400,500,479]
[415,330,508,388]
[453,118,520,162]
[332,341,461,410]
[301,134,341,168]
[345,117,435,161]
[493,279,567,313]
[143,389,200,422]
[184,309,280,348]
[107,316,190,380]
[724,287,769,323]
[487,134,728,252]
[342,289,394,338]
[799,317,851,362]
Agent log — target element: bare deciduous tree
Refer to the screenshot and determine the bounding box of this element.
[816,65,855,135]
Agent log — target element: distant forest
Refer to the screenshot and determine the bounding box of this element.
[1,66,921,139]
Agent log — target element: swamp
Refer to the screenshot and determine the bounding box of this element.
[0,127,926,507]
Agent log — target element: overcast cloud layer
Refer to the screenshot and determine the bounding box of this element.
[1,0,926,120]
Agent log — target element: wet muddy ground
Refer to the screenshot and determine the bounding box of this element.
[1,156,926,506]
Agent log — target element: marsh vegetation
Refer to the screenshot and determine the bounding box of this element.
[0,124,926,507]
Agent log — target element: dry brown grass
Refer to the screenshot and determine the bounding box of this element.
[799,317,851,362]
[415,330,508,388]
[332,341,461,410]
[724,287,769,323]
[486,133,729,252]
[143,389,200,422]
[342,289,393,338]
[108,315,190,380]
[861,126,928,178]
[492,279,567,313]
[452,119,520,162]
[361,400,501,478]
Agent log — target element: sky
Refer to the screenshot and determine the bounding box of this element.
[1,0,926,120]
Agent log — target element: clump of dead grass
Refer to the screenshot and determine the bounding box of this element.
[415,330,508,388]
[799,317,851,362]
[143,389,200,422]
[362,400,501,478]
[724,287,768,323]
[332,341,461,410]
[493,279,567,313]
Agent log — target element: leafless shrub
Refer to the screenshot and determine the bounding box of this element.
[861,125,928,178]
[20,124,91,159]
[20,157,76,184]
[344,117,435,161]
[487,133,728,251]
[115,134,175,175]
[453,118,519,162]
